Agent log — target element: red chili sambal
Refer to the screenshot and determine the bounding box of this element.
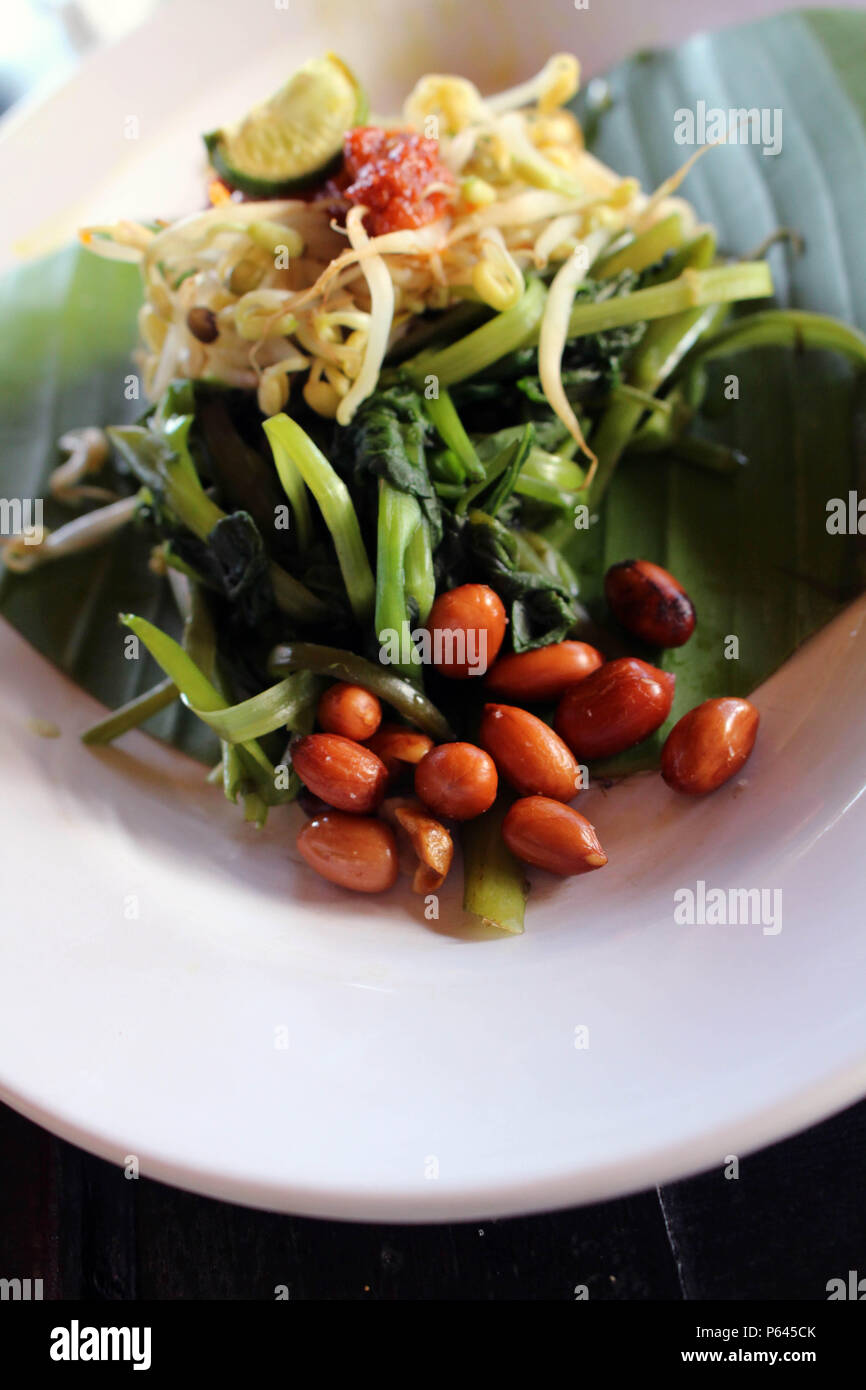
[342,127,455,236]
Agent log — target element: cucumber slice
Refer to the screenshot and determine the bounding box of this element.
[204,54,367,197]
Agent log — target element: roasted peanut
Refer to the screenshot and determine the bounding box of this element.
[661,697,759,795]
[414,742,498,821]
[555,657,675,760]
[485,640,604,701]
[604,558,696,647]
[380,797,454,893]
[291,733,388,813]
[297,812,398,893]
[365,723,434,786]
[480,703,581,801]
[317,682,382,741]
[502,796,608,876]
[425,583,506,678]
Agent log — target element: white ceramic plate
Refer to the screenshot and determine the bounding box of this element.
[1,0,865,1220]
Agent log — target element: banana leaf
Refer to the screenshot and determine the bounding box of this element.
[569,7,866,770]
[1,8,865,771]
[0,250,217,759]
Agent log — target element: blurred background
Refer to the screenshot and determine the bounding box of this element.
[3,0,861,121]
[1,0,158,115]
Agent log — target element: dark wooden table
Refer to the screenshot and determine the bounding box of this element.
[2,1097,864,1299]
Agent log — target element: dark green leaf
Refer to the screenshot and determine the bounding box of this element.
[333,384,442,547]
[438,510,578,652]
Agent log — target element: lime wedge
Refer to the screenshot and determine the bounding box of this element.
[204,54,367,196]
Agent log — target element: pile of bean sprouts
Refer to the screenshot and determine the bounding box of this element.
[81,55,695,430]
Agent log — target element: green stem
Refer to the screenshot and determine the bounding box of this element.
[461,796,527,936]
[521,447,586,490]
[454,425,542,517]
[189,671,322,743]
[679,308,866,372]
[512,528,583,600]
[110,421,223,543]
[161,473,221,539]
[642,230,719,286]
[262,415,375,624]
[385,298,489,365]
[480,423,534,516]
[268,565,332,623]
[455,458,508,517]
[121,613,283,797]
[404,520,436,625]
[222,743,247,805]
[513,475,581,514]
[81,678,179,745]
[587,234,728,504]
[267,641,455,741]
[591,212,686,279]
[565,260,772,341]
[423,389,486,481]
[182,579,217,672]
[612,384,674,416]
[243,791,268,828]
[404,277,547,388]
[264,415,315,554]
[181,583,251,807]
[670,437,748,474]
[588,304,726,503]
[430,448,466,485]
[374,481,424,682]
